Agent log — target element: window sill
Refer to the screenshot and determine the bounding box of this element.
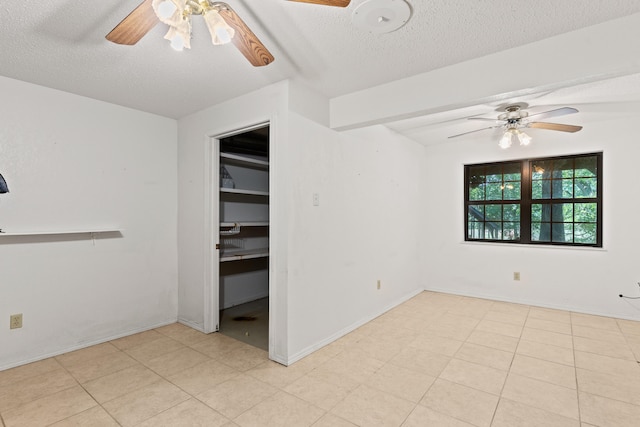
[461,240,607,252]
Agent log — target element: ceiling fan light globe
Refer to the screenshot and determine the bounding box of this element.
[164,18,191,50]
[498,132,512,149]
[152,0,186,25]
[203,10,235,45]
[215,28,233,44]
[157,1,177,19]
[169,35,185,50]
[518,131,532,146]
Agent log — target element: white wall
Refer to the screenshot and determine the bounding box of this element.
[421,102,640,320]
[286,117,426,362]
[0,76,178,370]
[220,264,269,309]
[177,81,290,361]
[178,81,426,364]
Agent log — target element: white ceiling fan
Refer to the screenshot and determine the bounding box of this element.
[449,104,583,148]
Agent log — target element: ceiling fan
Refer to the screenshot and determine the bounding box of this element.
[106,0,351,67]
[449,104,583,148]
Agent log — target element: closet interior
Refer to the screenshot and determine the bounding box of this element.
[218,125,269,351]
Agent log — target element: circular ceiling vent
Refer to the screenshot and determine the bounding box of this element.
[352,0,412,34]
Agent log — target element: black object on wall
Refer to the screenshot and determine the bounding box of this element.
[0,173,9,193]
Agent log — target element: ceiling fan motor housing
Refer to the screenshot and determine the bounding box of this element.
[498,105,528,121]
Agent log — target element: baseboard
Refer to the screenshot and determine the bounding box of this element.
[285,288,424,366]
[269,352,289,366]
[0,318,178,372]
[424,285,640,322]
[178,317,206,333]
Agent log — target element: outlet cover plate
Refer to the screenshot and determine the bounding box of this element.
[10,314,22,329]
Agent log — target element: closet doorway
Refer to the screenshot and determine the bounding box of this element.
[214,124,270,351]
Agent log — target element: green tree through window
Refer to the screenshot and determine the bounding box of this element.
[465,153,602,247]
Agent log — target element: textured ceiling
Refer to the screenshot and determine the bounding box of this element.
[1,0,640,119]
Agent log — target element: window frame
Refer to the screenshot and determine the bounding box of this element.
[464,152,603,247]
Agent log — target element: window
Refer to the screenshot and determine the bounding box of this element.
[465,153,602,247]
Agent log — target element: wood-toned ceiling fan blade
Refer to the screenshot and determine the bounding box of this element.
[527,107,578,121]
[106,0,158,45]
[219,7,274,67]
[448,125,504,139]
[528,122,583,133]
[287,0,351,7]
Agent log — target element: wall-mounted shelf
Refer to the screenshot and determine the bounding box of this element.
[0,229,120,237]
[220,188,269,197]
[220,221,269,228]
[220,247,269,262]
[220,152,269,169]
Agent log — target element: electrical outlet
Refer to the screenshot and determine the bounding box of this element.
[377,280,381,290]
[513,272,521,281]
[10,313,22,329]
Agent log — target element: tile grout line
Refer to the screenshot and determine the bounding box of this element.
[487,302,530,427]
[400,298,470,427]
[615,317,640,364]
[54,348,124,427]
[51,333,206,426]
[569,312,582,426]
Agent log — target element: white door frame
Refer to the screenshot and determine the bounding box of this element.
[203,133,220,334]
[202,121,273,347]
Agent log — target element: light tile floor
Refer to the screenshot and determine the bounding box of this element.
[3,291,640,426]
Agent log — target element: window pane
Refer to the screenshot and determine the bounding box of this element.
[575,178,597,198]
[532,222,551,241]
[552,203,573,223]
[503,182,521,200]
[468,166,486,187]
[575,223,597,244]
[539,204,552,223]
[486,173,502,182]
[469,184,485,201]
[503,163,521,181]
[485,222,502,239]
[575,203,597,223]
[552,223,573,242]
[553,159,574,179]
[503,222,520,240]
[468,205,485,221]
[531,204,542,222]
[485,204,502,221]
[551,179,573,199]
[486,183,503,200]
[468,166,486,202]
[503,204,520,221]
[531,180,550,199]
[531,161,551,179]
[468,222,484,239]
[575,156,597,178]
